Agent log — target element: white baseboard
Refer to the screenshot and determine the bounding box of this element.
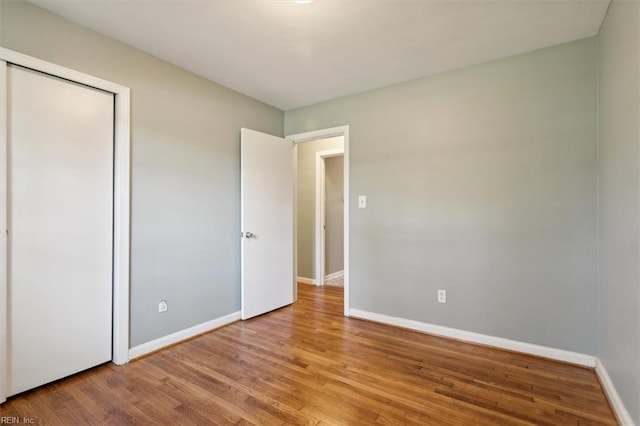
[349,308,596,367]
[325,270,344,281]
[297,276,316,285]
[595,359,635,425]
[129,311,241,360]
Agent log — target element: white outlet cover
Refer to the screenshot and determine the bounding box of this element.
[158,300,168,313]
[437,290,447,304]
[358,195,367,208]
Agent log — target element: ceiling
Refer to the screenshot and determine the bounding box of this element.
[29,0,610,111]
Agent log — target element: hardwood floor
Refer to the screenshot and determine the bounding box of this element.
[1,284,616,425]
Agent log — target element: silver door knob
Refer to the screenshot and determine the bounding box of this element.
[244,232,255,238]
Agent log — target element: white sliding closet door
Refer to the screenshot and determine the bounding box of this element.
[7,64,114,396]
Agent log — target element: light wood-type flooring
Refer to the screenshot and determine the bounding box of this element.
[1,284,617,425]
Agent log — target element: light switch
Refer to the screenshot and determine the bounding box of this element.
[358,195,367,209]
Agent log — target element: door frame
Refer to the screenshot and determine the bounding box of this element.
[0,48,131,402]
[286,126,350,316]
[315,149,344,286]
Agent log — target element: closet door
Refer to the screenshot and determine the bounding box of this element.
[7,64,114,396]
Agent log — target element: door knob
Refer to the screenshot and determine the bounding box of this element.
[244,232,255,238]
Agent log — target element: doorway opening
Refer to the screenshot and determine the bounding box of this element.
[316,149,344,287]
[287,126,350,316]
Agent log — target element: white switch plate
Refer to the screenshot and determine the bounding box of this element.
[437,290,447,304]
[158,299,168,313]
[358,195,367,208]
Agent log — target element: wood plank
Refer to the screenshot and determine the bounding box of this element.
[0,283,616,425]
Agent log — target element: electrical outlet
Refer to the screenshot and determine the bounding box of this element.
[158,299,168,313]
[437,290,447,304]
[358,195,367,208]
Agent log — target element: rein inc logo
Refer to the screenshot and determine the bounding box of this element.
[0,418,35,425]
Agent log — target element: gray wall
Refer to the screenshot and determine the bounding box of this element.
[325,155,344,275]
[286,38,598,355]
[1,0,284,347]
[597,0,640,422]
[296,136,343,279]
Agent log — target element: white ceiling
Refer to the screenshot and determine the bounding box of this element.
[29,0,610,110]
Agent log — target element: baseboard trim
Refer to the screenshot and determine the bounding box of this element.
[595,358,635,425]
[349,308,596,367]
[297,276,316,285]
[325,270,344,281]
[129,311,241,360]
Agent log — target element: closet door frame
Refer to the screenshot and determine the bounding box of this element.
[0,48,131,403]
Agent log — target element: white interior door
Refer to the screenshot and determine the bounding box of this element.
[7,64,114,396]
[241,128,294,320]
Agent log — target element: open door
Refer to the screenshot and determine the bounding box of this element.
[240,128,294,320]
